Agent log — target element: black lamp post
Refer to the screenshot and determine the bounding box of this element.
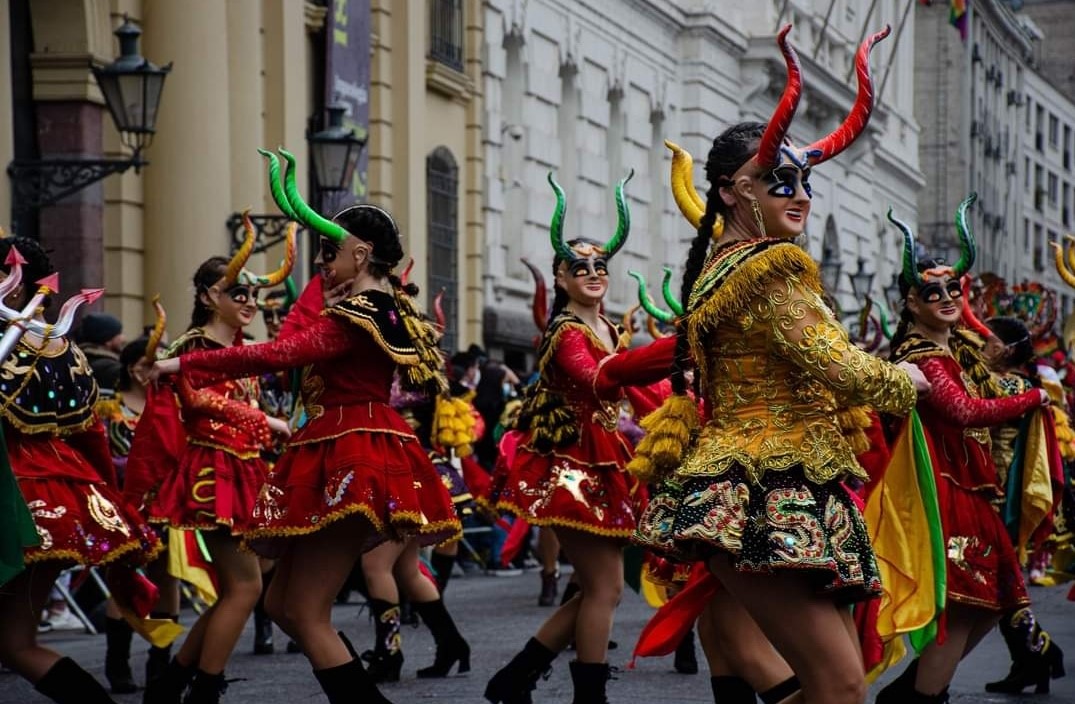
[7,16,170,231]
[308,104,367,202]
[848,257,875,299]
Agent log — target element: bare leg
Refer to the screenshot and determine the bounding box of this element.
[708,555,866,704]
[264,516,372,670]
[394,540,439,602]
[538,528,559,573]
[555,529,623,664]
[0,563,66,682]
[699,597,797,691]
[362,540,407,603]
[914,604,993,695]
[176,530,261,674]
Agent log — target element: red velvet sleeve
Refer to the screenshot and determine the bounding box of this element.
[182,315,355,387]
[917,357,1042,428]
[66,422,118,488]
[552,330,675,400]
[278,277,324,340]
[174,376,271,446]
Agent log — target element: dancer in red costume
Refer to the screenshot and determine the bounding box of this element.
[485,170,678,704]
[878,198,1050,704]
[142,217,295,704]
[0,236,160,704]
[151,149,460,704]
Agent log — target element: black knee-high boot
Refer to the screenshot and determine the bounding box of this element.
[673,628,698,674]
[431,552,456,594]
[35,657,118,704]
[986,607,1066,694]
[569,661,611,704]
[875,658,918,704]
[315,632,394,704]
[253,567,275,655]
[413,598,471,678]
[709,675,756,703]
[145,611,179,685]
[104,616,137,693]
[364,599,404,683]
[181,670,227,704]
[485,637,558,704]
[759,676,800,704]
[142,656,196,704]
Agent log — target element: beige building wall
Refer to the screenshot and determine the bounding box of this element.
[370,0,484,348]
[10,0,484,347]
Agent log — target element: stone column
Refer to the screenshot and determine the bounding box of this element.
[142,0,232,324]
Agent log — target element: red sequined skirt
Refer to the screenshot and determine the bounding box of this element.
[942,478,1029,611]
[494,428,645,539]
[244,429,461,558]
[9,434,160,567]
[150,444,267,535]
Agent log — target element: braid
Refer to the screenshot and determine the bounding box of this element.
[388,273,419,298]
[672,193,719,395]
[888,309,914,359]
[547,286,570,323]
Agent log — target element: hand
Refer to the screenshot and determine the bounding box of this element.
[147,358,180,383]
[323,278,355,308]
[897,361,931,396]
[1038,388,1051,406]
[266,416,292,439]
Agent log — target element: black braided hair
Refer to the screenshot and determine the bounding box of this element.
[117,336,150,391]
[548,237,602,322]
[986,316,1035,370]
[672,122,767,395]
[888,257,946,355]
[189,257,228,330]
[0,236,56,309]
[333,204,406,282]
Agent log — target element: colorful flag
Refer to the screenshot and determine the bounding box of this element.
[950,0,968,40]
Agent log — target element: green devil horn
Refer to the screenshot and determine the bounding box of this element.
[283,275,299,310]
[877,300,895,340]
[889,207,923,288]
[629,270,675,324]
[547,172,573,261]
[661,267,684,316]
[603,169,634,258]
[258,148,299,220]
[279,148,350,244]
[952,192,978,277]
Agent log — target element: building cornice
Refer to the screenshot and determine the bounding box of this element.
[426,60,474,105]
[976,0,1033,60]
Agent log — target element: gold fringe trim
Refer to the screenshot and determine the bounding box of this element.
[24,537,162,568]
[627,394,700,483]
[951,331,1003,399]
[687,244,820,403]
[433,394,478,457]
[186,439,262,460]
[836,406,873,455]
[240,503,462,551]
[285,425,419,448]
[325,309,421,366]
[494,500,636,539]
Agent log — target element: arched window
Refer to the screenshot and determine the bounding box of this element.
[427,147,459,353]
[820,215,843,294]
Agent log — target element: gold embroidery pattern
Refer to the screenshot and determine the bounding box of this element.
[191,467,217,505]
[678,480,751,551]
[87,485,130,537]
[518,462,608,522]
[824,495,863,583]
[324,470,355,507]
[254,481,286,522]
[678,268,916,486]
[27,500,67,550]
[947,535,989,585]
[765,487,824,563]
[301,369,326,421]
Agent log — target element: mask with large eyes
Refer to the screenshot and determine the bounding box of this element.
[318,238,340,264]
[568,257,609,279]
[224,285,257,305]
[763,165,813,199]
[916,279,963,304]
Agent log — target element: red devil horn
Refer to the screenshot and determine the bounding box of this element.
[521,257,548,332]
[400,258,415,286]
[754,25,803,169]
[804,26,890,166]
[433,288,446,331]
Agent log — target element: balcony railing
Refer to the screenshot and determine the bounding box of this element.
[429,0,464,72]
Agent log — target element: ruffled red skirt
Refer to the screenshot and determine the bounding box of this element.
[244,429,461,558]
[494,424,645,539]
[9,434,160,567]
[941,478,1029,611]
[150,444,267,535]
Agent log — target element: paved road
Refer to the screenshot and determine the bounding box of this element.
[3,567,1072,702]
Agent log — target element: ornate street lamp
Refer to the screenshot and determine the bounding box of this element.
[848,257,875,299]
[7,16,170,229]
[308,104,366,196]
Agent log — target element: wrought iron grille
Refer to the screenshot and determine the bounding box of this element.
[427,147,459,354]
[429,0,464,71]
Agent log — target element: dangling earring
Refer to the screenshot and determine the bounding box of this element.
[750,200,767,237]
